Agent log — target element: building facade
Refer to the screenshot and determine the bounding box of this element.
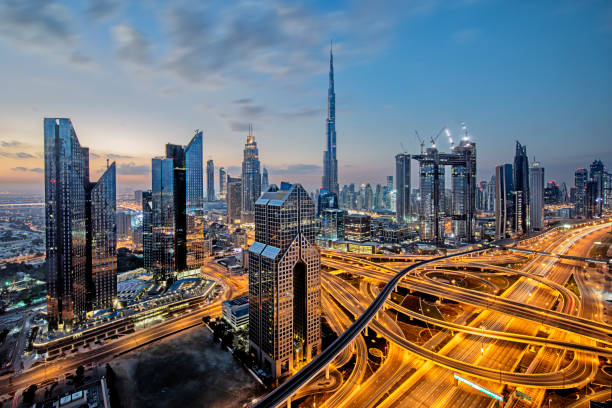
[227,176,242,224]
[395,153,411,223]
[529,161,545,231]
[185,131,204,209]
[219,167,227,200]
[207,159,215,202]
[495,163,514,238]
[322,46,339,196]
[241,128,261,223]
[513,141,529,235]
[44,118,117,330]
[248,183,321,379]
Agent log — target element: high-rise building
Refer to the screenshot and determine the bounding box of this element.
[395,153,411,223]
[589,160,605,216]
[227,176,242,224]
[151,157,176,281]
[134,190,143,204]
[248,182,321,378]
[574,168,588,217]
[320,209,346,240]
[219,167,227,200]
[450,139,476,241]
[344,214,371,242]
[322,45,339,196]
[116,211,132,238]
[417,148,445,243]
[241,126,261,223]
[495,164,514,238]
[142,191,153,271]
[44,118,117,330]
[262,167,269,191]
[317,189,338,216]
[513,141,529,235]
[206,159,215,202]
[529,161,544,231]
[88,163,117,311]
[185,131,204,208]
[544,181,562,204]
[586,180,599,218]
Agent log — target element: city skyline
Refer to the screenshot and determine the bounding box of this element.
[1,1,611,193]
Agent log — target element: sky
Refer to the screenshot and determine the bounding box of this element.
[0,0,611,194]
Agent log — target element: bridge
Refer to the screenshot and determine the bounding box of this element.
[499,246,610,265]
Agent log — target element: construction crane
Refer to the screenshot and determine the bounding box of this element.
[461,121,469,141]
[430,126,448,149]
[414,130,425,154]
[446,127,454,149]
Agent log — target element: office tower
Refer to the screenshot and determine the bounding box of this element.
[134,190,143,203]
[241,126,261,223]
[513,141,529,234]
[495,164,514,238]
[585,180,598,218]
[165,143,187,273]
[395,153,411,223]
[589,160,605,216]
[450,140,476,241]
[529,161,544,231]
[151,157,176,281]
[185,130,204,208]
[207,159,215,202]
[87,163,117,310]
[375,184,383,209]
[574,168,588,217]
[364,184,373,211]
[317,188,338,216]
[416,148,445,243]
[320,209,346,240]
[186,209,206,269]
[116,211,132,238]
[227,176,242,224]
[249,182,321,378]
[560,182,568,203]
[604,171,612,210]
[544,181,562,204]
[142,191,153,271]
[219,167,227,200]
[262,167,269,191]
[44,118,117,330]
[488,174,496,212]
[344,214,371,242]
[322,45,339,196]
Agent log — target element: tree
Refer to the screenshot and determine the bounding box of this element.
[202,315,211,325]
[221,332,234,349]
[23,384,37,404]
[75,365,85,386]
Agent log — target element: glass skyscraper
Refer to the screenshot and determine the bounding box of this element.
[529,161,545,231]
[207,159,215,202]
[395,153,411,223]
[44,118,117,330]
[513,141,529,235]
[185,131,204,209]
[495,163,514,238]
[249,183,321,378]
[241,127,261,223]
[322,45,339,196]
[151,157,176,281]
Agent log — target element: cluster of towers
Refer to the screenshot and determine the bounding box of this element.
[44,118,117,330]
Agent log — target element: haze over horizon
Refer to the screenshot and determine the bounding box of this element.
[1,0,611,194]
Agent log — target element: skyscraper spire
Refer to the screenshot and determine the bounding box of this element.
[322,42,339,196]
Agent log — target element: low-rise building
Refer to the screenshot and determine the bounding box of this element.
[222,296,249,329]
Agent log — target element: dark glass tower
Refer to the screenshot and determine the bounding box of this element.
[142,190,153,270]
[513,141,529,235]
[317,188,338,217]
[262,167,269,191]
[495,163,514,238]
[249,183,321,378]
[207,159,215,202]
[219,167,227,200]
[241,126,261,223]
[88,163,117,310]
[227,175,242,224]
[322,45,339,196]
[151,157,176,281]
[395,153,411,223]
[44,118,117,330]
[185,130,204,209]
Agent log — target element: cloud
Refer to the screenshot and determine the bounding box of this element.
[239,104,266,117]
[271,164,322,175]
[70,51,93,66]
[106,153,133,159]
[232,98,253,105]
[0,0,74,50]
[0,151,36,159]
[1,140,30,148]
[225,166,241,175]
[452,28,480,44]
[228,121,252,132]
[87,0,119,21]
[111,24,153,67]
[11,166,42,173]
[116,162,150,175]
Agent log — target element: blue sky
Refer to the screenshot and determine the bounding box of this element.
[0,0,610,193]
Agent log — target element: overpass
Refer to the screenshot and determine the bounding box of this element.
[253,247,486,408]
[499,246,610,265]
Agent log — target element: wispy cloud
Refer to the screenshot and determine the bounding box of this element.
[270,163,322,175]
[11,166,43,173]
[0,151,36,159]
[1,140,30,148]
[115,162,150,175]
[111,24,153,68]
[86,0,119,21]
